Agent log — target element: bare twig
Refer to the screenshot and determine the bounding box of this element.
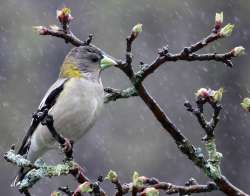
[35,26,85,46]
[155,181,217,195]
[84,34,94,45]
[136,45,235,83]
[104,87,137,103]
[113,180,124,196]
[108,176,217,195]
[184,96,222,140]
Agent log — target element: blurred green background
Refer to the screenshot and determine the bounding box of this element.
[0,0,250,195]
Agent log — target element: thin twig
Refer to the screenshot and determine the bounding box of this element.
[104,87,137,103]
[136,48,235,83]
[109,177,217,195]
[184,96,222,140]
[39,27,85,46]
[113,180,124,196]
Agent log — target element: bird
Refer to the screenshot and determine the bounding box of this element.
[13,45,117,185]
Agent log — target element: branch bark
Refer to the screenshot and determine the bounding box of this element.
[113,23,248,196]
[108,176,217,195]
[104,87,137,103]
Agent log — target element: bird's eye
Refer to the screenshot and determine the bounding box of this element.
[91,56,99,63]
[90,55,99,63]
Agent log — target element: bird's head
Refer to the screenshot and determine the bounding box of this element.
[59,45,117,80]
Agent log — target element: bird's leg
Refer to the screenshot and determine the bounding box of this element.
[41,114,74,159]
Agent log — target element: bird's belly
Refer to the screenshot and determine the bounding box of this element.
[52,97,98,140]
[33,78,104,148]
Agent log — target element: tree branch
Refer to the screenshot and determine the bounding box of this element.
[135,44,235,83]
[107,174,217,195]
[113,19,248,196]
[104,87,137,103]
[184,89,223,140]
[4,147,106,196]
[34,26,84,46]
[5,7,248,196]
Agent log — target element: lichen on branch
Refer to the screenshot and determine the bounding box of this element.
[4,148,76,191]
[204,139,223,180]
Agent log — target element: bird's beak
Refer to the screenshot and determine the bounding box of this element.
[100,55,117,70]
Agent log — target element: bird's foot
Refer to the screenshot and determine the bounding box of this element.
[61,138,74,160]
[41,114,74,159]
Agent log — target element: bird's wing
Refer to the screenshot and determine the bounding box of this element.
[17,78,69,155]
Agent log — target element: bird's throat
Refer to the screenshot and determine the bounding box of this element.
[59,62,81,78]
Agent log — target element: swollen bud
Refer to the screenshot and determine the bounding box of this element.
[219,23,234,37]
[78,182,93,193]
[51,192,61,196]
[232,46,245,57]
[195,88,209,98]
[132,171,146,189]
[241,98,250,111]
[105,170,118,182]
[141,187,160,196]
[57,7,74,24]
[195,87,224,103]
[215,12,223,29]
[212,88,224,103]
[132,23,143,38]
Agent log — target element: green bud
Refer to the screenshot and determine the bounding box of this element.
[233,46,245,57]
[143,187,160,196]
[79,182,93,193]
[219,23,234,37]
[212,88,224,103]
[51,192,61,196]
[241,98,250,111]
[132,171,144,188]
[132,23,143,37]
[105,170,118,182]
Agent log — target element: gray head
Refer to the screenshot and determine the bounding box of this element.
[59,45,116,80]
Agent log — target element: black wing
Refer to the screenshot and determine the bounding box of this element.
[17,78,69,155]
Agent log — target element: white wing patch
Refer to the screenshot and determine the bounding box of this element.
[38,78,68,110]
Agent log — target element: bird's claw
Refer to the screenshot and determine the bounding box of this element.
[61,138,74,159]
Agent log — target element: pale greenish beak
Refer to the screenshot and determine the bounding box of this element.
[100,55,117,70]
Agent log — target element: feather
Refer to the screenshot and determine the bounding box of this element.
[13,78,68,186]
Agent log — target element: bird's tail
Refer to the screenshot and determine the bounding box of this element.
[11,137,32,187]
[11,143,48,187]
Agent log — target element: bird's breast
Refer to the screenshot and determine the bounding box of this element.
[39,78,104,145]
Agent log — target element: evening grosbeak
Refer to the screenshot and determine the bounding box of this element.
[14,45,116,185]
